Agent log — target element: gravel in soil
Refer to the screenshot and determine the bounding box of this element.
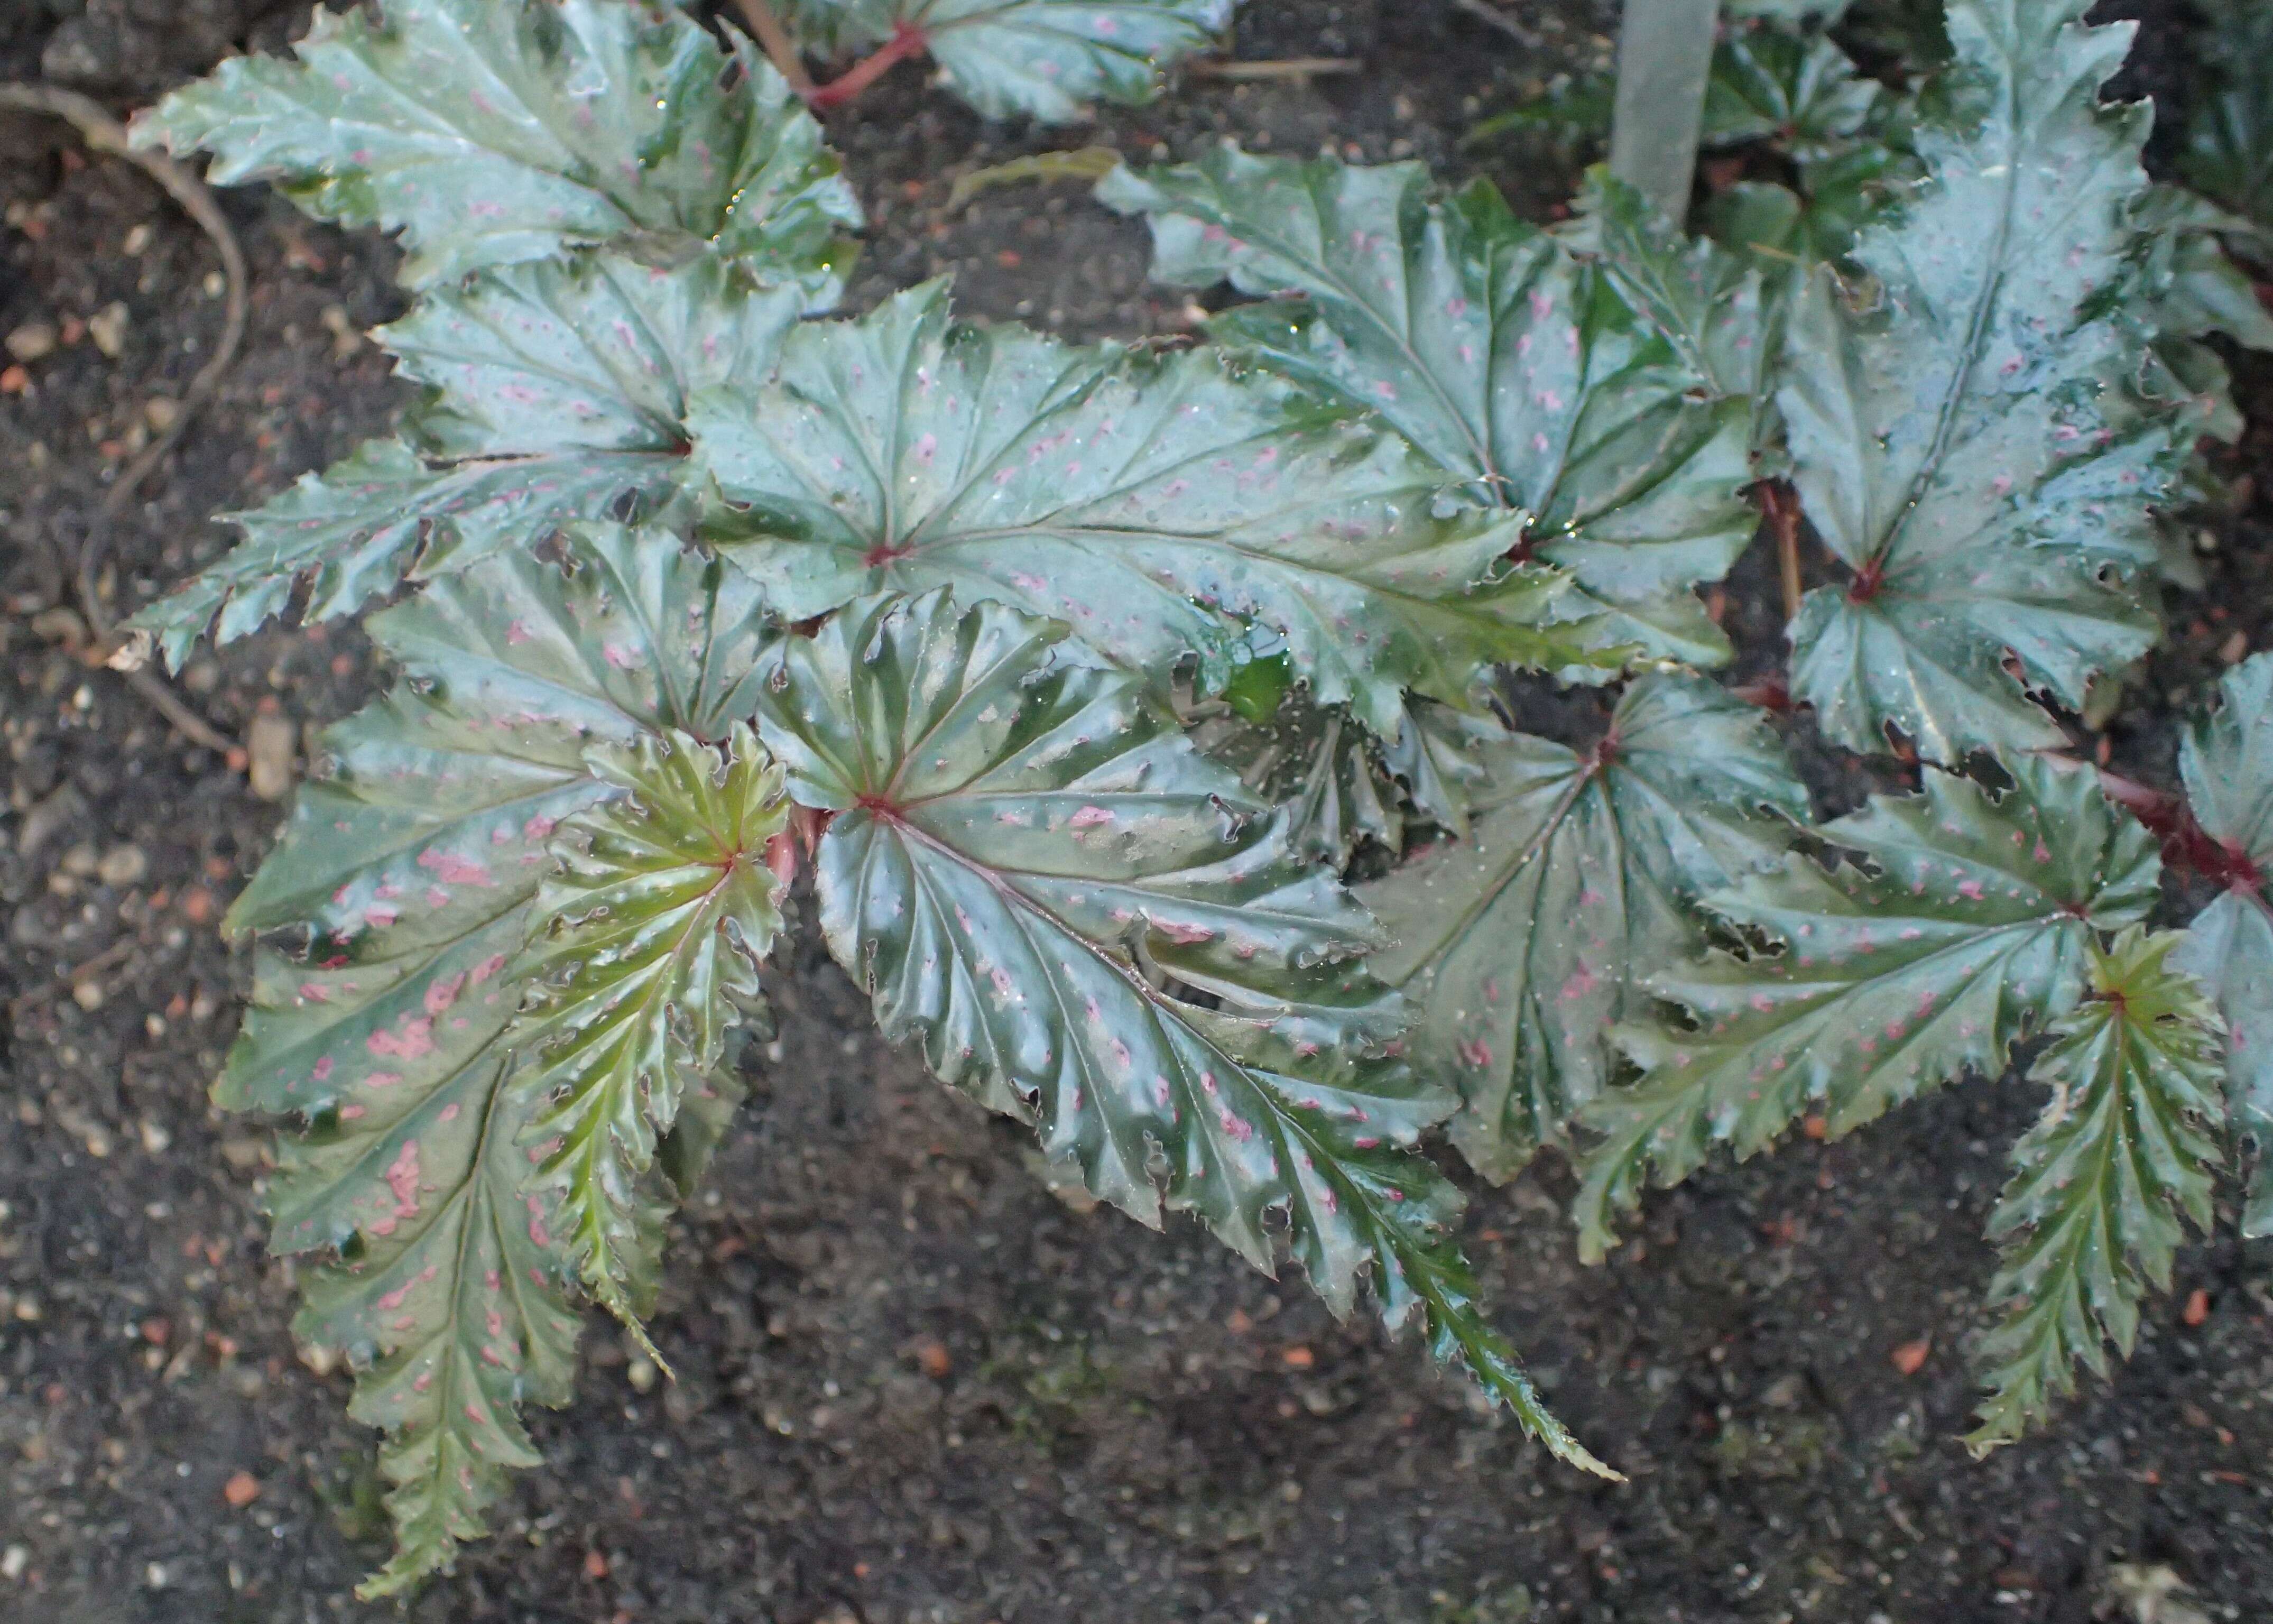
[4,3,2272,1621]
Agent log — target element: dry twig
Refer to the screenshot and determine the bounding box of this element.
[1,81,246,756]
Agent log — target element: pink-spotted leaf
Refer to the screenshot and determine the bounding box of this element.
[133,252,800,666]
[1098,146,1765,669]
[1360,673,1809,1183]
[215,524,773,1595]
[1777,0,2178,762]
[689,278,1596,737]
[131,0,860,289]
[753,588,1613,1476]
[1574,756,2159,1261]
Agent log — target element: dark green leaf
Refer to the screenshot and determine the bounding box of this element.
[2182,0,2273,232]
[1703,128,1919,280]
[789,0,1232,123]
[1463,73,1614,152]
[2170,652,2273,1236]
[509,724,789,1342]
[132,0,860,288]
[133,253,800,665]
[1098,146,1764,668]
[2122,187,2273,354]
[1187,693,1497,868]
[1966,930,2224,1451]
[216,524,772,1593]
[753,588,1612,1474]
[1777,0,2175,762]
[1574,756,2159,1261]
[689,279,1593,735]
[1703,27,1884,159]
[1361,675,1809,1181]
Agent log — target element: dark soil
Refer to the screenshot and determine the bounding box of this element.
[4,3,2272,1622]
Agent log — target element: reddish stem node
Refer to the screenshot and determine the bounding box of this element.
[1845,553,1886,604]
[1731,674,1793,714]
[2095,767,2266,892]
[808,23,929,110]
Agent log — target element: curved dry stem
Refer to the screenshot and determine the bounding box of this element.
[1,81,246,755]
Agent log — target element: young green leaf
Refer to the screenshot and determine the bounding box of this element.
[1187,694,1497,868]
[1098,147,1763,669]
[1701,63,1918,282]
[133,253,800,666]
[508,724,790,1345]
[787,0,1232,123]
[1777,0,2175,762]
[2182,0,2273,232]
[2123,188,2273,358]
[753,588,1611,1475]
[1360,674,1809,1182]
[216,524,773,1593]
[688,279,1591,736]
[1966,930,2224,1452]
[1574,756,2159,1261]
[2170,652,2273,1236]
[1702,26,1884,160]
[132,0,860,288]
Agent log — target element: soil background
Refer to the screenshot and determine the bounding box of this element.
[4,2,2272,1621]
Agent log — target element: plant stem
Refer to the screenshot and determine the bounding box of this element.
[1448,0,1545,49]
[1606,0,1720,221]
[1762,479,1804,622]
[2094,765,2266,891]
[808,22,929,112]
[727,0,813,96]
[1188,57,1362,81]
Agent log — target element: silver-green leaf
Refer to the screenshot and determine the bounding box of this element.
[1574,755,2159,1261]
[1777,0,2176,762]
[788,0,1233,123]
[132,0,860,288]
[215,524,773,1593]
[754,587,1613,1475]
[1361,674,1809,1182]
[689,278,1594,735]
[2170,652,2273,1236]
[133,252,801,665]
[1099,146,1764,669]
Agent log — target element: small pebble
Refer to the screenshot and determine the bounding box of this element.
[138,1120,171,1155]
[98,844,149,887]
[143,396,179,433]
[1,1545,25,1581]
[72,979,105,1012]
[61,842,100,878]
[5,322,56,362]
[123,223,152,255]
[87,302,130,359]
[222,1471,261,1508]
[1890,1337,1931,1376]
[626,1356,658,1394]
[247,712,297,801]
